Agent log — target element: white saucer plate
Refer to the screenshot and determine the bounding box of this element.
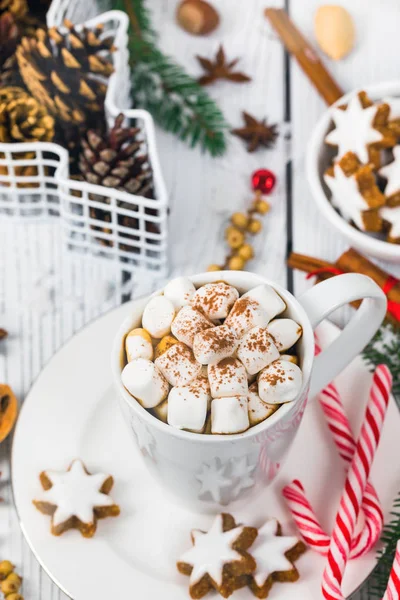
[12,303,400,599]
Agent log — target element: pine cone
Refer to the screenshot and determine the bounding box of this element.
[16,20,115,126]
[0,0,27,19]
[0,86,55,143]
[79,114,154,198]
[0,12,18,69]
[0,54,24,87]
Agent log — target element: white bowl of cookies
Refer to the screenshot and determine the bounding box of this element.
[307,81,400,261]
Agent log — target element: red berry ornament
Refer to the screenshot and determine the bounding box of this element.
[251,169,276,194]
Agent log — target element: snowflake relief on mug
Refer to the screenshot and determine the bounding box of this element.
[195,456,256,505]
[130,415,156,462]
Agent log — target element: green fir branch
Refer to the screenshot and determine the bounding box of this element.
[362,323,400,597]
[105,0,228,156]
[362,321,400,400]
[367,493,400,598]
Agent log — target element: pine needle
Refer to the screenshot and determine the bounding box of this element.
[102,0,228,156]
[363,321,400,400]
[362,323,400,596]
[367,492,400,598]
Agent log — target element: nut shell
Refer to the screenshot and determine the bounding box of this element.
[176,0,220,35]
[314,5,355,61]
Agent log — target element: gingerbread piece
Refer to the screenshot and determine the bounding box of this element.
[244,519,306,598]
[324,152,384,232]
[379,146,400,207]
[325,91,396,168]
[33,459,120,537]
[383,96,400,138]
[381,205,400,244]
[177,513,258,598]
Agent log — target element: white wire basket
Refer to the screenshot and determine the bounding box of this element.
[0,9,169,274]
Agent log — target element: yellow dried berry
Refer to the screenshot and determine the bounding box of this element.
[231,212,249,229]
[4,573,22,588]
[5,594,23,600]
[228,256,245,270]
[207,264,222,272]
[0,561,14,580]
[238,244,254,261]
[1,577,20,595]
[247,218,262,234]
[225,226,245,249]
[254,199,270,214]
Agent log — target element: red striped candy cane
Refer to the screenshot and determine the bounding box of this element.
[282,479,330,553]
[320,379,384,558]
[283,371,384,557]
[322,364,392,600]
[383,541,400,600]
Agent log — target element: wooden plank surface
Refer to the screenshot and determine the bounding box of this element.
[0,0,397,598]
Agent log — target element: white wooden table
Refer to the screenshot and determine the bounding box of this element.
[1,0,399,597]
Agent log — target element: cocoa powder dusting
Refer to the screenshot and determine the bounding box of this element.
[196,325,236,354]
[261,363,286,386]
[192,283,237,317]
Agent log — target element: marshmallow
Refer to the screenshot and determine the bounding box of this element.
[191,282,239,320]
[280,354,299,365]
[155,341,201,386]
[267,319,302,352]
[211,396,249,434]
[167,382,209,432]
[121,358,168,408]
[188,374,212,409]
[193,324,238,365]
[125,328,154,362]
[242,284,286,322]
[154,335,178,359]
[142,296,175,338]
[171,305,213,347]
[248,382,279,426]
[164,276,196,310]
[208,358,248,398]
[237,326,280,375]
[152,399,168,423]
[258,358,303,404]
[224,297,270,336]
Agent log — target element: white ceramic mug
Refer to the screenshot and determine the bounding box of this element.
[111,271,386,512]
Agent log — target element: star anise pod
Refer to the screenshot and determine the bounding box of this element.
[196,45,251,86]
[231,111,278,153]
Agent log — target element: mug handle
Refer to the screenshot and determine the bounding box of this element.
[297,273,387,399]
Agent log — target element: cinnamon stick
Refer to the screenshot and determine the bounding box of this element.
[288,249,400,326]
[287,252,339,285]
[265,8,344,106]
[337,248,400,305]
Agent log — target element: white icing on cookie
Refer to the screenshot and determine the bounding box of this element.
[179,514,245,587]
[325,94,382,163]
[39,459,114,527]
[250,519,301,588]
[380,146,400,197]
[380,204,400,239]
[324,164,368,230]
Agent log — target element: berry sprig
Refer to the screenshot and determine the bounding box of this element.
[208,190,271,271]
[0,561,23,600]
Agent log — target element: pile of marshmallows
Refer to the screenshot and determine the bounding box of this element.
[121,278,303,435]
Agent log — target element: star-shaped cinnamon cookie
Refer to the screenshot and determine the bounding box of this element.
[33,459,120,537]
[325,91,396,168]
[245,519,306,598]
[177,513,257,599]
